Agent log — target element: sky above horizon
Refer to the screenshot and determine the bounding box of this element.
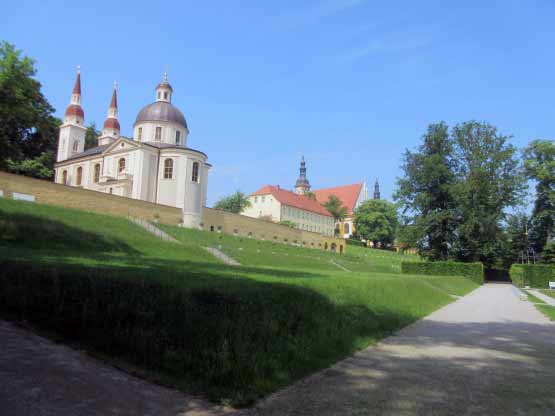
[3,0,555,206]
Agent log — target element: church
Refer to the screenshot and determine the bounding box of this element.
[54,68,210,227]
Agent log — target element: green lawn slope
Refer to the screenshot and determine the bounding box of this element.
[0,198,478,406]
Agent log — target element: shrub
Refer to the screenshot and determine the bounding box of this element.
[509,264,555,288]
[401,261,484,285]
[346,238,365,247]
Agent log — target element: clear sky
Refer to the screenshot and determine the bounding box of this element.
[3,0,555,205]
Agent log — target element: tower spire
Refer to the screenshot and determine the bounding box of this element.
[373,178,381,200]
[99,81,120,145]
[294,156,311,195]
[64,66,84,125]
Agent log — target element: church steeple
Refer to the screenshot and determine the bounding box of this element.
[64,66,84,125]
[99,81,120,145]
[373,178,381,200]
[294,156,311,195]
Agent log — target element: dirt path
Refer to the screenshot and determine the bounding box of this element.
[0,320,232,416]
[2,284,554,415]
[243,284,555,416]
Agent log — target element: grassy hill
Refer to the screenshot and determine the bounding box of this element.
[0,198,478,405]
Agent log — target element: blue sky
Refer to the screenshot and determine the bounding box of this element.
[3,0,555,206]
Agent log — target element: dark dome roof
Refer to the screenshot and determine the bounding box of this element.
[134,101,187,128]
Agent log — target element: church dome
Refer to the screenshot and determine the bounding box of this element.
[134,101,187,128]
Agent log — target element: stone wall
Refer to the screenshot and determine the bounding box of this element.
[0,171,182,224]
[202,207,346,253]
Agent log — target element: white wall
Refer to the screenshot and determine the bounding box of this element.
[133,121,189,147]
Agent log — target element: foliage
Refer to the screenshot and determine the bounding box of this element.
[540,241,555,264]
[498,213,531,268]
[322,194,348,223]
[395,121,525,268]
[213,191,251,214]
[85,122,100,150]
[395,122,458,260]
[6,152,54,179]
[278,220,296,228]
[451,121,525,267]
[523,140,555,252]
[509,264,555,288]
[0,41,60,174]
[401,261,484,285]
[305,191,316,201]
[0,198,480,405]
[354,199,398,248]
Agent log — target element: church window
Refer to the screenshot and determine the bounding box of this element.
[138,127,143,141]
[164,92,168,100]
[118,158,125,173]
[94,164,100,183]
[157,92,161,99]
[191,161,200,183]
[76,167,82,186]
[72,141,78,152]
[344,223,350,234]
[175,130,181,145]
[164,158,174,179]
[62,170,68,185]
[155,127,162,141]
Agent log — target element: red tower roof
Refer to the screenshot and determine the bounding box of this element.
[103,118,120,131]
[72,71,81,95]
[64,104,84,119]
[109,87,117,109]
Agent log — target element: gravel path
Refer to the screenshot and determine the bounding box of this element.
[0,320,232,416]
[2,284,554,416]
[243,283,555,416]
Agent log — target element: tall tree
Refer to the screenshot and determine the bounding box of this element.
[0,41,60,175]
[85,122,101,150]
[354,199,398,248]
[213,191,251,214]
[322,195,348,223]
[395,122,458,260]
[523,140,555,252]
[452,121,525,266]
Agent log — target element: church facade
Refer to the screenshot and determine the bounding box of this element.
[54,69,210,227]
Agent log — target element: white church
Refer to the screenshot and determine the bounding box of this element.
[54,69,210,227]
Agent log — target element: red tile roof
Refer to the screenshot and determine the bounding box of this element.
[313,183,363,215]
[252,185,332,217]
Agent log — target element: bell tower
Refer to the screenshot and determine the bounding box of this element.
[99,82,120,146]
[294,156,311,195]
[57,67,86,162]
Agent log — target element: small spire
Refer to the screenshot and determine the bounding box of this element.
[72,67,82,95]
[163,69,168,82]
[77,65,81,74]
[109,82,118,109]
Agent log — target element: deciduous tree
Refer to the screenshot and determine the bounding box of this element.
[354,199,398,248]
[213,191,251,214]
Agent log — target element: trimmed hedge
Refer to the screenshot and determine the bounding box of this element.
[401,261,484,285]
[509,264,555,288]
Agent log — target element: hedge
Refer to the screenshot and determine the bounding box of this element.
[509,264,555,288]
[401,261,484,285]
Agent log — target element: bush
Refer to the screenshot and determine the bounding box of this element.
[509,264,555,288]
[401,261,484,285]
[346,238,365,247]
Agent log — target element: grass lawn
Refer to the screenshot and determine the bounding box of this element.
[539,289,555,299]
[525,290,547,304]
[535,304,555,321]
[0,198,478,406]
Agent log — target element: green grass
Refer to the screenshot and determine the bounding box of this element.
[539,289,555,299]
[535,304,555,321]
[0,198,478,406]
[525,290,547,304]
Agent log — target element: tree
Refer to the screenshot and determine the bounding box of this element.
[452,121,525,267]
[354,199,398,248]
[523,140,555,253]
[395,122,458,260]
[85,123,100,150]
[6,152,54,179]
[323,195,348,222]
[0,41,60,175]
[213,191,251,214]
[500,213,530,267]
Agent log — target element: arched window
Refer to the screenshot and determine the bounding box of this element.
[344,223,350,234]
[76,166,82,186]
[62,170,68,185]
[192,161,199,183]
[164,158,173,179]
[118,158,125,173]
[94,164,101,183]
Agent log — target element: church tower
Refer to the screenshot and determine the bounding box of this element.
[294,156,311,195]
[373,178,381,200]
[57,67,86,162]
[99,82,120,146]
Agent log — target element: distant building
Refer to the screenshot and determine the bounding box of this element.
[53,68,210,227]
[294,156,311,195]
[313,182,369,239]
[242,185,335,236]
[373,178,381,200]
